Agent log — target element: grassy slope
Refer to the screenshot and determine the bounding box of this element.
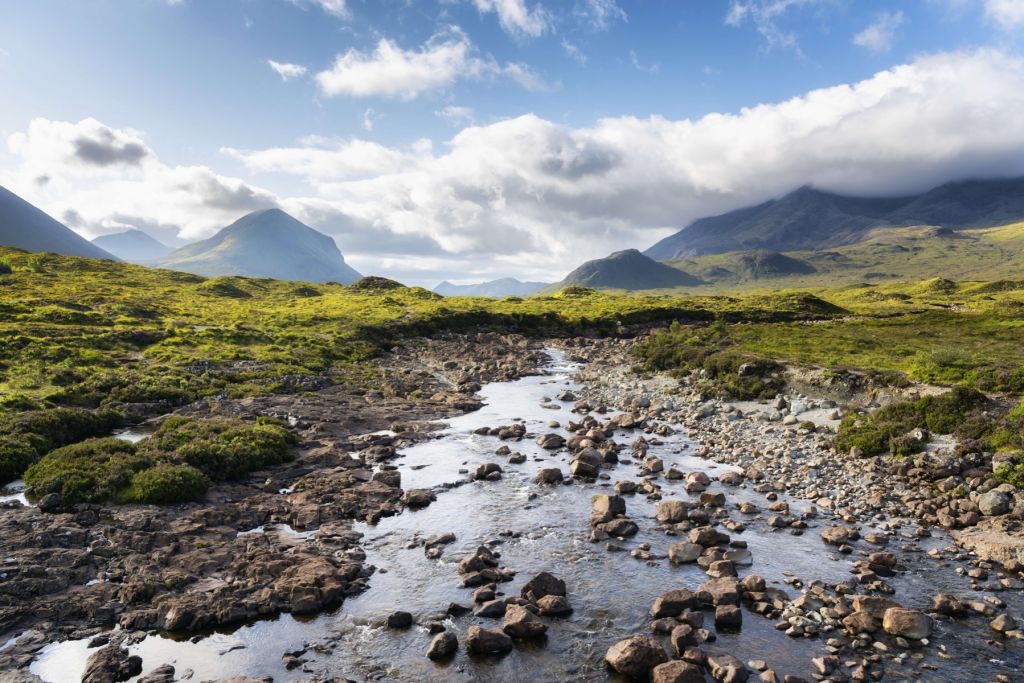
[0,248,834,407]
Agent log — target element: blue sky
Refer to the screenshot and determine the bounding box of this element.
[2,0,1024,284]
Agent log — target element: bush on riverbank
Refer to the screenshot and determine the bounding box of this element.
[24,417,293,505]
[835,387,991,457]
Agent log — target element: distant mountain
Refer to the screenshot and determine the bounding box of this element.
[434,277,549,297]
[645,177,1024,260]
[92,229,171,262]
[553,249,702,290]
[0,185,115,260]
[155,208,361,283]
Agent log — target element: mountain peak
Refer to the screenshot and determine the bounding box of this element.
[0,185,116,260]
[155,209,361,283]
[556,249,701,290]
[93,228,170,262]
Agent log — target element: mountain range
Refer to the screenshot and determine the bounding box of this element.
[645,177,1024,260]
[92,229,171,262]
[0,185,115,260]
[154,209,361,283]
[434,278,549,297]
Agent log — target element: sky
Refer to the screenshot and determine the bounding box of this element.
[2,0,1024,286]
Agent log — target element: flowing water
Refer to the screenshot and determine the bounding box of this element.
[29,351,1022,682]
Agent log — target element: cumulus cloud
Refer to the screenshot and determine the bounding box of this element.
[853,11,904,52]
[472,0,550,38]
[7,50,1024,285]
[314,27,547,99]
[8,118,152,176]
[267,59,308,81]
[985,0,1024,28]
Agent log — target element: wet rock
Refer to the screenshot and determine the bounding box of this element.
[991,613,1018,633]
[507,452,527,464]
[597,518,639,537]
[466,625,513,655]
[137,665,176,683]
[521,571,567,602]
[82,645,143,683]
[535,468,563,485]
[473,463,503,481]
[699,578,741,606]
[474,600,507,618]
[536,434,566,450]
[604,635,668,679]
[402,489,434,508]
[668,542,703,564]
[591,494,626,525]
[651,589,699,618]
[387,611,414,629]
[656,501,689,524]
[842,610,879,634]
[651,660,704,683]
[707,653,749,683]
[536,594,573,616]
[882,608,932,640]
[503,604,548,638]
[820,526,852,546]
[37,493,63,513]
[426,631,458,660]
[931,593,966,617]
[570,460,599,478]
[715,604,742,629]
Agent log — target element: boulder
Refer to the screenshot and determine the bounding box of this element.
[656,501,689,524]
[715,604,742,629]
[502,604,548,638]
[536,594,573,616]
[536,433,566,450]
[604,635,668,679]
[466,625,513,655]
[591,494,626,525]
[651,589,699,618]
[668,542,703,564]
[386,611,414,629]
[426,631,458,660]
[821,526,852,546]
[82,645,143,683]
[978,490,1012,516]
[651,661,705,683]
[706,653,749,683]
[473,463,503,481]
[521,571,566,602]
[882,608,932,640]
[535,468,564,485]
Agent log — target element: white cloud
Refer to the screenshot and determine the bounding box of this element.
[435,105,475,126]
[289,0,350,19]
[267,59,308,81]
[575,0,627,30]
[629,50,659,74]
[314,27,545,99]
[8,50,1024,285]
[562,39,587,65]
[725,0,825,50]
[472,0,550,38]
[853,10,904,53]
[361,107,382,132]
[985,0,1024,28]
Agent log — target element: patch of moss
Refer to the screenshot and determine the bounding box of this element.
[121,463,209,504]
[24,438,142,504]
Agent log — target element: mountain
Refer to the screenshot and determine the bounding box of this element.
[92,229,171,262]
[434,277,549,297]
[553,249,702,290]
[645,177,1024,260]
[155,208,361,283]
[0,185,115,260]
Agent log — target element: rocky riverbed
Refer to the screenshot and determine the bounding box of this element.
[1,335,1022,683]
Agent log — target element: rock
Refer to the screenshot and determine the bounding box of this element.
[402,489,434,508]
[604,635,668,679]
[842,611,879,634]
[37,493,62,513]
[427,631,458,660]
[978,490,1012,516]
[651,660,705,683]
[598,518,639,537]
[699,578,741,606]
[932,593,966,617]
[387,611,414,629]
[707,653,749,683]
[521,571,566,602]
[502,604,548,638]
[82,645,143,683]
[821,526,852,546]
[466,625,513,655]
[474,600,507,618]
[715,604,742,629]
[651,589,699,618]
[536,594,573,616]
[656,501,689,524]
[137,665,176,683]
[991,613,1018,633]
[473,463,503,481]
[591,494,626,525]
[570,460,599,478]
[668,542,703,564]
[882,608,932,640]
[536,433,565,450]
[644,457,665,473]
[535,468,564,485]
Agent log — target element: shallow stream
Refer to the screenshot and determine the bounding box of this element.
[30,351,1022,682]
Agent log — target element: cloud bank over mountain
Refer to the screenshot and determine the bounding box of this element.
[4,49,1024,284]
